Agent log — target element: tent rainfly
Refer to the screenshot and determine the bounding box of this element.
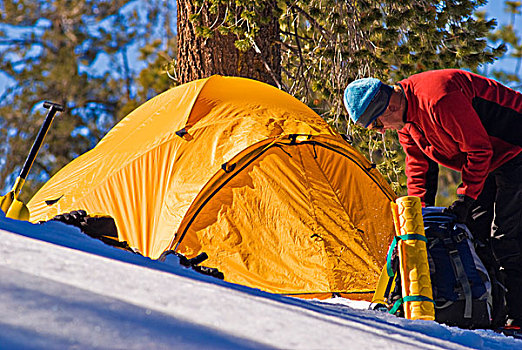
[29,76,396,299]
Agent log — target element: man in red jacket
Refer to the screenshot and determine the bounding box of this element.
[344,69,522,327]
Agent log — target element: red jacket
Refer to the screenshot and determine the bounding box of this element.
[398,69,522,203]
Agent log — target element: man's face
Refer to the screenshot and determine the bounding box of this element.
[367,116,384,132]
[367,91,405,133]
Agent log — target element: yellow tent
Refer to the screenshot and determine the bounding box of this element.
[29,76,396,299]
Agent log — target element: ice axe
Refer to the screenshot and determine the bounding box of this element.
[0,101,63,220]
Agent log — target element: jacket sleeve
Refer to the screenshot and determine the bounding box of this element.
[432,91,493,200]
[398,129,439,206]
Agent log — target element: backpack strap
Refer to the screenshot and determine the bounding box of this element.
[442,230,473,319]
[386,234,428,276]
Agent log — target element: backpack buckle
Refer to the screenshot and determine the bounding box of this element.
[454,232,466,243]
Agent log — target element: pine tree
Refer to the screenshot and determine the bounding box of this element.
[176,0,281,85]
[0,0,175,201]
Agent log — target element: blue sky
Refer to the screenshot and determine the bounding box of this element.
[478,0,521,89]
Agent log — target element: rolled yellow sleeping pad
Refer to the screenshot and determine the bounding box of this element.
[391,196,434,321]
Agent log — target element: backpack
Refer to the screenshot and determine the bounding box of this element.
[378,208,494,329]
[423,208,492,328]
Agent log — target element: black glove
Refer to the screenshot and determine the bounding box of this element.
[444,195,475,223]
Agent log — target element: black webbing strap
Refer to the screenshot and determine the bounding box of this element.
[443,235,473,319]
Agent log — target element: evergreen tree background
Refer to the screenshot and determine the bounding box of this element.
[0,0,177,201]
[0,0,520,205]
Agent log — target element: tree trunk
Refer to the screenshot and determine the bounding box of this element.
[176,0,281,87]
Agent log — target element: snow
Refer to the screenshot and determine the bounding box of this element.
[1,213,521,349]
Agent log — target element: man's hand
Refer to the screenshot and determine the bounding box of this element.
[444,195,475,223]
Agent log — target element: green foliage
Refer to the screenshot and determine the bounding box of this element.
[188,1,279,55]
[0,0,176,201]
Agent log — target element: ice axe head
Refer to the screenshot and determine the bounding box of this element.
[43,101,64,112]
[0,177,29,220]
[0,101,63,220]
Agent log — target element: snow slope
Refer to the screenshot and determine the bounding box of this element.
[1,213,521,349]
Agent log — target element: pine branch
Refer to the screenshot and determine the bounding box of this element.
[285,1,333,40]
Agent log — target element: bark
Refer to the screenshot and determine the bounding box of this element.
[177,0,281,86]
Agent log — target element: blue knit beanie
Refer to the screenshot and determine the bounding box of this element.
[343,78,392,127]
